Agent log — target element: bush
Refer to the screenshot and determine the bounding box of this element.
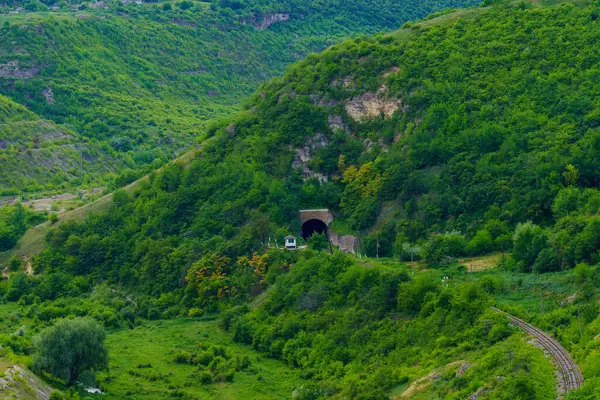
[532,248,560,273]
[178,0,193,9]
[307,233,329,251]
[467,229,493,255]
[147,307,160,320]
[198,370,213,384]
[512,222,548,272]
[196,350,214,366]
[188,307,203,318]
[173,350,192,364]
[424,231,467,264]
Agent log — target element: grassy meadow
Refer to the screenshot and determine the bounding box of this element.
[95,319,303,399]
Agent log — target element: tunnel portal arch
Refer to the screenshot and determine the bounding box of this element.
[301,219,328,240]
[299,209,333,240]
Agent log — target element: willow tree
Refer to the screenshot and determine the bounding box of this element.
[33,317,109,386]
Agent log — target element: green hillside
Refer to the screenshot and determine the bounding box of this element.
[0,0,479,193]
[29,0,600,277]
[5,0,600,399]
[0,94,123,193]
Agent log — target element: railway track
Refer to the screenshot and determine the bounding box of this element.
[492,307,583,396]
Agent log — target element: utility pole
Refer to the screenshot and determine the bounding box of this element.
[376,231,380,259]
[540,286,545,314]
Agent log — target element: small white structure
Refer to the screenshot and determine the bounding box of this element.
[285,235,297,250]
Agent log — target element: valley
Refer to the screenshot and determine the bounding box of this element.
[4,0,600,399]
[0,0,479,194]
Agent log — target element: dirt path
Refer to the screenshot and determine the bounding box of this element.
[492,307,583,397]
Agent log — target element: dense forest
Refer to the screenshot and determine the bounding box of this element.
[0,202,45,251]
[0,0,478,194]
[28,0,600,279]
[5,0,600,399]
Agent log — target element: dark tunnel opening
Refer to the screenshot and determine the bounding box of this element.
[301,219,328,240]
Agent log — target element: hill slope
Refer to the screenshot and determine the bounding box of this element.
[20,0,600,288]
[6,2,600,399]
[0,0,479,193]
[0,94,123,194]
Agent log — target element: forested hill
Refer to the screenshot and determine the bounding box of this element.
[0,0,479,194]
[30,0,600,292]
[8,1,600,399]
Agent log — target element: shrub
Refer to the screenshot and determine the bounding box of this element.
[424,231,467,264]
[467,229,493,255]
[147,307,160,320]
[307,233,329,251]
[173,350,192,364]
[188,307,202,318]
[198,370,213,384]
[196,350,214,366]
[532,247,561,273]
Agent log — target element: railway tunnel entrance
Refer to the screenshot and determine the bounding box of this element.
[299,209,333,240]
[301,219,328,240]
[297,209,357,254]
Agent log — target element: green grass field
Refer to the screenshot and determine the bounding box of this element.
[95,319,303,400]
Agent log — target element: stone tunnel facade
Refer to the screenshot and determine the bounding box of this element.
[299,209,357,254]
[299,209,334,227]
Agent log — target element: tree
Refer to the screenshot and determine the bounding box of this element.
[397,243,421,262]
[33,317,108,386]
[424,231,467,264]
[512,222,548,272]
[307,233,329,251]
[552,187,581,219]
[563,164,580,187]
[467,229,493,255]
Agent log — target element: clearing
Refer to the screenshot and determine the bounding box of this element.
[95,319,303,399]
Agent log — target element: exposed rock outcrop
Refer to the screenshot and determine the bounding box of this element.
[345,87,402,122]
[383,66,400,77]
[226,124,236,136]
[328,114,347,131]
[309,94,338,107]
[330,76,353,89]
[172,19,197,28]
[0,61,41,79]
[0,364,55,399]
[466,387,489,400]
[243,13,290,30]
[292,132,329,182]
[88,1,109,9]
[329,233,358,254]
[456,363,472,377]
[42,87,54,104]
